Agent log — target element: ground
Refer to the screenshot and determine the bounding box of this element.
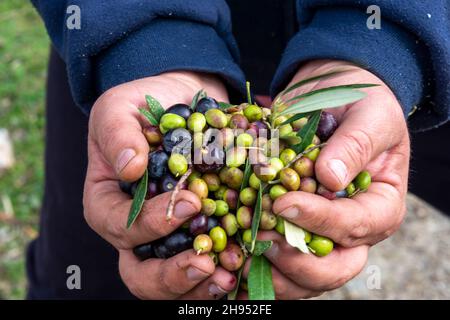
[0,0,448,300]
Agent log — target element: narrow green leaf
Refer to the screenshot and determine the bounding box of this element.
[286,84,379,103]
[126,169,148,228]
[227,262,245,300]
[250,185,263,253]
[190,89,207,109]
[139,109,158,126]
[248,255,275,300]
[292,110,321,153]
[284,220,310,254]
[145,95,165,121]
[279,89,367,116]
[246,81,252,104]
[237,159,252,209]
[218,101,234,109]
[281,70,350,96]
[280,111,314,126]
[252,240,273,256]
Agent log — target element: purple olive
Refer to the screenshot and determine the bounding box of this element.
[316,111,338,141]
[189,214,209,236]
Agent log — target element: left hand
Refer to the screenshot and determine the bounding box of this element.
[241,60,410,299]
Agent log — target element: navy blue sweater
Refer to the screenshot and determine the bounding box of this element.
[31,0,450,131]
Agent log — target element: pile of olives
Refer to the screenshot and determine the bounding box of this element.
[120,95,372,271]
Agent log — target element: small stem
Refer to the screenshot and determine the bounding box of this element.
[246,81,252,104]
[166,167,193,222]
[285,143,327,168]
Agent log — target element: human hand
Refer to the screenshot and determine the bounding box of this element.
[241,60,410,299]
[83,71,237,299]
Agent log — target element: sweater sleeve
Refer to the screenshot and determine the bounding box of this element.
[30,0,246,115]
[271,0,450,131]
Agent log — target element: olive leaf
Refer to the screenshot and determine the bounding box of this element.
[236,159,252,209]
[278,88,367,116]
[249,185,263,253]
[285,84,379,103]
[248,255,275,300]
[227,263,245,300]
[190,89,207,110]
[126,169,148,229]
[284,220,310,254]
[218,101,234,109]
[139,109,158,126]
[145,95,165,122]
[291,110,321,153]
[252,240,273,256]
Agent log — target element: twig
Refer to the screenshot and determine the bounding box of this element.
[166,167,193,222]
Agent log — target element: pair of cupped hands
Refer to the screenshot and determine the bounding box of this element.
[83,60,410,299]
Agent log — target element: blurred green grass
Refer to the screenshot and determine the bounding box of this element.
[0,0,49,299]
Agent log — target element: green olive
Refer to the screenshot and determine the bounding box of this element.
[223,167,244,190]
[279,167,301,191]
[214,185,228,200]
[187,112,206,132]
[293,157,315,177]
[208,251,219,265]
[275,216,285,235]
[205,109,228,129]
[188,178,209,199]
[201,198,217,216]
[308,235,334,257]
[209,226,228,252]
[242,229,252,244]
[221,213,239,236]
[236,206,253,229]
[259,210,277,230]
[304,230,312,243]
[269,157,284,174]
[278,124,293,137]
[159,113,186,134]
[354,171,371,191]
[226,147,247,168]
[304,144,320,162]
[239,187,257,206]
[219,167,229,184]
[291,117,308,130]
[202,173,221,192]
[243,104,263,122]
[188,170,202,183]
[261,194,273,212]
[248,173,261,190]
[345,182,356,195]
[299,177,317,193]
[253,164,277,182]
[236,133,254,148]
[280,148,297,166]
[269,184,288,200]
[193,234,213,254]
[214,199,229,217]
[273,115,288,127]
[168,153,188,177]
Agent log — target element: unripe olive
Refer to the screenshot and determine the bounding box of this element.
[218,243,244,271]
[188,178,209,199]
[308,235,334,257]
[202,173,221,192]
[236,206,253,229]
[159,113,186,134]
[143,125,163,145]
[282,132,302,146]
[293,157,315,177]
[243,104,263,122]
[205,109,228,129]
[208,252,219,265]
[304,230,312,243]
[280,168,301,191]
[187,112,207,132]
[312,135,321,146]
[209,226,228,253]
[269,157,284,174]
[345,182,356,196]
[188,170,202,183]
[236,133,254,148]
[214,185,228,200]
[242,229,252,244]
[280,148,296,166]
[259,210,277,230]
[229,114,249,130]
[253,164,277,182]
[221,214,239,236]
[226,147,247,168]
[278,124,293,137]
[354,171,371,191]
[239,187,257,206]
[201,198,217,216]
[248,173,261,190]
[219,167,229,184]
[168,153,188,177]
[214,200,229,217]
[193,234,213,254]
[261,194,273,212]
[221,127,235,149]
[291,117,308,131]
[223,167,244,190]
[316,184,336,200]
[275,216,285,235]
[269,184,288,200]
[273,115,288,127]
[223,188,238,210]
[304,144,320,162]
[299,177,317,193]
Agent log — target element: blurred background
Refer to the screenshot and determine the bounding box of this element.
[0,1,448,299]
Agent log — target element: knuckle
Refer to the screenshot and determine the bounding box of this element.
[105,219,129,249]
[158,262,181,297]
[340,129,373,169]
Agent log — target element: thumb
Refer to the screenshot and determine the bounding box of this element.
[315,97,404,191]
[90,96,149,182]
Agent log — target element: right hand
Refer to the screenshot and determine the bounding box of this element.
[83,71,237,299]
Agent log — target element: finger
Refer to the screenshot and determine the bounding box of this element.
[255,231,369,291]
[119,249,215,300]
[242,258,322,300]
[315,89,406,191]
[179,267,237,300]
[84,187,201,249]
[273,183,405,247]
[89,90,149,182]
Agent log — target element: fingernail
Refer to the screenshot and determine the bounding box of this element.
[328,159,347,185]
[265,242,279,259]
[280,207,300,219]
[116,148,136,173]
[174,201,197,219]
[186,267,209,281]
[208,284,227,297]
